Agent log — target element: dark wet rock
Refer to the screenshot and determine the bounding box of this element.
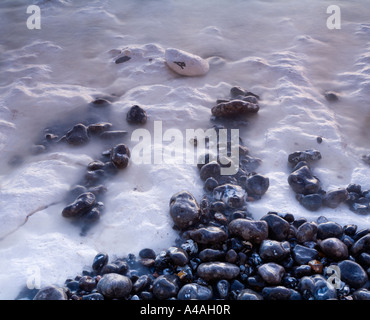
[338,260,368,289]
[199,249,225,262]
[197,262,240,281]
[347,183,362,194]
[85,169,105,186]
[92,252,108,271]
[62,192,96,218]
[362,154,370,165]
[204,177,218,192]
[353,228,370,241]
[115,55,131,64]
[79,276,96,292]
[353,289,370,300]
[91,98,111,106]
[237,288,263,300]
[82,293,104,300]
[317,221,343,239]
[132,275,151,293]
[177,283,213,300]
[97,273,132,299]
[344,224,358,236]
[308,259,323,274]
[294,265,312,278]
[258,263,285,285]
[110,144,130,169]
[152,275,179,300]
[292,244,319,265]
[225,249,238,264]
[324,91,339,102]
[167,247,189,266]
[262,286,292,300]
[169,191,201,229]
[261,213,290,241]
[127,105,147,125]
[319,238,348,261]
[87,160,105,171]
[101,263,119,275]
[259,240,290,262]
[189,226,228,245]
[230,86,246,98]
[181,239,198,256]
[211,100,259,117]
[298,194,322,211]
[299,275,337,300]
[139,248,156,260]
[351,234,370,257]
[323,189,348,208]
[87,122,112,136]
[200,161,220,181]
[33,286,67,300]
[288,164,320,195]
[99,130,128,140]
[296,222,318,243]
[65,124,89,146]
[243,95,259,104]
[288,149,322,165]
[316,136,323,144]
[357,252,370,268]
[228,218,268,244]
[213,184,246,208]
[216,279,230,299]
[244,174,269,196]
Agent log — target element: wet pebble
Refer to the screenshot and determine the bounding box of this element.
[288,164,320,195]
[199,248,225,262]
[213,184,246,208]
[169,191,200,229]
[323,188,348,208]
[292,244,319,265]
[126,105,147,124]
[317,221,343,239]
[259,240,290,262]
[338,260,368,289]
[288,149,322,165]
[257,262,285,285]
[65,124,89,146]
[197,262,240,281]
[167,247,189,266]
[97,273,132,299]
[78,276,96,292]
[33,286,67,300]
[189,226,228,245]
[211,100,259,118]
[152,275,179,300]
[177,283,213,300]
[237,288,263,300]
[110,144,130,169]
[351,234,370,257]
[319,238,348,261]
[298,193,322,211]
[199,161,220,181]
[62,192,96,218]
[262,286,292,300]
[82,293,104,300]
[261,213,290,241]
[244,174,269,196]
[228,218,268,244]
[296,222,317,243]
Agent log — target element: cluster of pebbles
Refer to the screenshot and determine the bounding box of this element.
[33,86,370,300]
[287,149,370,215]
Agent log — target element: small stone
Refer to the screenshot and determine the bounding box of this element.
[216,280,230,299]
[110,144,130,169]
[199,249,225,262]
[338,260,368,289]
[324,91,339,102]
[237,289,263,300]
[204,177,218,192]
[257,262,285,285]
[165,48,209,77]
[294,265,312,278]
[288,164,320,195]
[225,249,238,264]
[97,273,132,299]
[211,100,259,117]
[177,283,213,300]
[81,293,104,300]
[99,130,127,140]
[299,194,322,211]
[189,226,228,245]
[316,136,323,144]
[200,161,220,181]
[126,105,147,125]
[288,149,322,165]
[353,289,370,300]
[261,213,290,241]
[132,275,151,293]
[167,247,189,266]
[323,189,348,208]
[92,252,108,271]
[197,262,240,282]
[33,286,67,300]
[91,98,111,106]
[230,86,246,98]
[350,234,370,257]
[79,276,96,292]
[317,221,343,239]
[228,218,268,244]
[169,191,201,229]
[87,122,112,136]
[115,55,131,64]
[299,275,337,300]
[262,286,292,300]
[139,248,156,260]
[296,222,318,243]
[65,123,89,146]
[62,192,96,218]
[292,244,319,265]
[308,260,323,274]
[244,174,269,196]
[152,275,179,300]
[213,184,246,208]
[259,240,291,262]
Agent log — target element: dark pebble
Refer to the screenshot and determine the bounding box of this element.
[213,184,246,208]
[324,91,339,102]
[189,226,228,245]
[288,164,320,195]
[353,289,370,300]
[115,55,131,64]
[292,244,319,265]
[350,234,370,257]
[62,192,96,218]
[261,213,290,241]
[244,174,269,196]
[132,275,151,293]
[236,288,263,300]
[199,248,225,262]
[152,275,179,300]
[288,149,322,165]
[338,260,368,289]
[97,273,132,299]
[92,252,108,271]
[317,221,343,239]
[199,161,220,181]
[204,177,218,192]
[127,105,147,125]
[296,222,318,243]
[257,263,285,285]
[228,218,268,244]
[65,124,89,146]
[323,188,348,208]
[262,286,292,300]
[82,293,104,300]
[259,240,290,262]
[87,122,112,136]
[177,283,213,300]
[78,276,96,292]
[319,238,348,261]
[139,248,156,260]
[169,191,200,229]
[33,286,67,300]
[167,247,189,266]
[197,262,240,281]
[299,193,322,211]
[230,86,246,98]
[110,144,130,169]
[294,265,312,278]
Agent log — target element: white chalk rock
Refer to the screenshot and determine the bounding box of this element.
[165,48,209,76]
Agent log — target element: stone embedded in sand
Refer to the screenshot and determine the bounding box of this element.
[213,184,246,208]
[323,188,348,208]
[288,164,320,195]
[110,144,131,169]
[211,100,259,117]
[164,48,209,76]
[169,191,201,229]
[126,105,148,124]
[288,149,322,165]
[65,123,89,146]
[62,192,96,218]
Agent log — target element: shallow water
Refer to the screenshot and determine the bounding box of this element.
[0,0,369,299]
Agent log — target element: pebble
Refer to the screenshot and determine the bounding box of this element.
[292,244,319,265]
[97,273,132,299]
[338,260,368,289]
[353,289,370,300]
[87,122,112,136]
[319,238,348,261]
[261,213,290,241]
[199,161,220,181]
[216,279,230,299]
[259,240,290,262]
[199,248,225,262]
[62,192,96,218]
[324,91,339,102]
[78,276,96,292]
[323,188,348,208]
[257,263,285,285]
[211,100,259,118]
[299,275,337,300]
[317,221,343,239]
[115,55,131,64]
[351,234,370,257]
[110,144,131,169]
[139,248,156,260]
[288,149,322,165]
[288,164,320,195]
[126,105,147,125]
[99,130,127,140]
[244,174,269,196]
[164,48,209,77]
[189,226,228,245]
[213,184,246,208]
[197,262,240,281]
[177,283,213,300]
[296,222,318,243]
[237,289,263,300]
[152,275,179,300]
[167,247,189,266]
[65,123,89,146]
[204,177,218,192]
[33,286,67,300]
[262,286,293,300]
[82,293,104,300]
[228,218,268,244]
[298,193,322,211]
[169,191,200,229]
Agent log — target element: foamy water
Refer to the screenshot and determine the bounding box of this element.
[0,0,369,299]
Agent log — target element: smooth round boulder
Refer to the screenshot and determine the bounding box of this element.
[97,273,132,299]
